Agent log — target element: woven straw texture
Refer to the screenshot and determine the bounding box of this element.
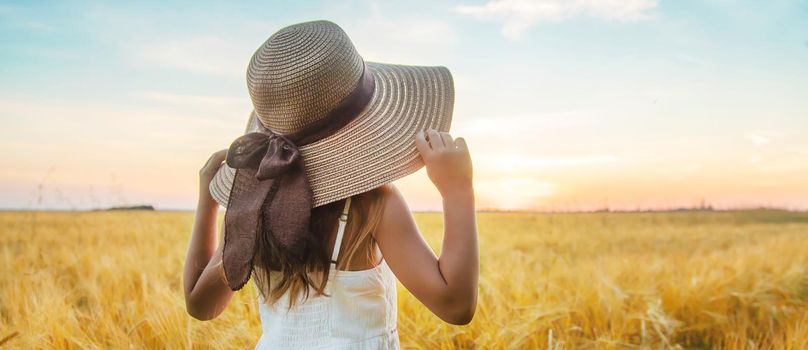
[210,20,454,208]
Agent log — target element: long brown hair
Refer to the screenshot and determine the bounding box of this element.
[251,185,387,306]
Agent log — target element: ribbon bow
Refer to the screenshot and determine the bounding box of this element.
[228,132,300,181]
[221,63,376,291]
[222,131,314,290]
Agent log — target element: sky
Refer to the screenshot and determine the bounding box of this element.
[1,0,807,211]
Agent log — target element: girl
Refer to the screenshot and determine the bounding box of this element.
[183,20,478,349]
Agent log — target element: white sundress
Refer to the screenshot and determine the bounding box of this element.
[254,197,400,349]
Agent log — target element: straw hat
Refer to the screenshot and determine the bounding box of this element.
[209,20,454,208]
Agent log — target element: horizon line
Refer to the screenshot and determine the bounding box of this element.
[2,206,806,214]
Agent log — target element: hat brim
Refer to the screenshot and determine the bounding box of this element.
[210,62,454,208]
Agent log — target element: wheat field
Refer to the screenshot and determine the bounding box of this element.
[1,210,807,349]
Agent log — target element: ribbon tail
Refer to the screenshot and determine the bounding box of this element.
[222,167,275,291]
[265,159,314,254]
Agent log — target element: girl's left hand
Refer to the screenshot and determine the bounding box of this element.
[199,149,228,203]
[415,130,473,198]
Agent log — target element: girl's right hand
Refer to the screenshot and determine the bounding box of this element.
[198,149,228,204]
[415,129,473,197]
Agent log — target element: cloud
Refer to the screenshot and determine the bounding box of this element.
[746,133,770,146]
[675,53,708,67]
[475,177,555,209]
[125,11,454,76]
[745,130,784,146]
[455,0,657,40]
[19,47,81,60]
[0,5,56,32]
[0,97,243,148]
[453,112,585,134]
[132,35,254,77]
[340,3,456,64]
[476,153,618,172]
[133,91,244,109]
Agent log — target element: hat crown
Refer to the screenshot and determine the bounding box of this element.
[247,21,365,134]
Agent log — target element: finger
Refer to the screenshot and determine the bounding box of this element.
[207,149,228,166]
[426,129,444,151]
[415,130,432,157]
[439,132,454,149]
[455,137,468,153]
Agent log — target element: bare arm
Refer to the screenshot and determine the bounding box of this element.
[183,149,234,320]
[376,130,478,325]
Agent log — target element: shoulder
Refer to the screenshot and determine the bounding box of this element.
[374,183,416,236]
[377,183,407,211]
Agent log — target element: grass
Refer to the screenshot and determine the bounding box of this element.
[1,210,807,349]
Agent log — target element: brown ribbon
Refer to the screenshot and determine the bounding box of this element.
[222,64,375,291]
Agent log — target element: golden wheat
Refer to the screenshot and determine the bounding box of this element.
[1,210,807,349]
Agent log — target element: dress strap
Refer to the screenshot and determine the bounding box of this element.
[330,197,352,265]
